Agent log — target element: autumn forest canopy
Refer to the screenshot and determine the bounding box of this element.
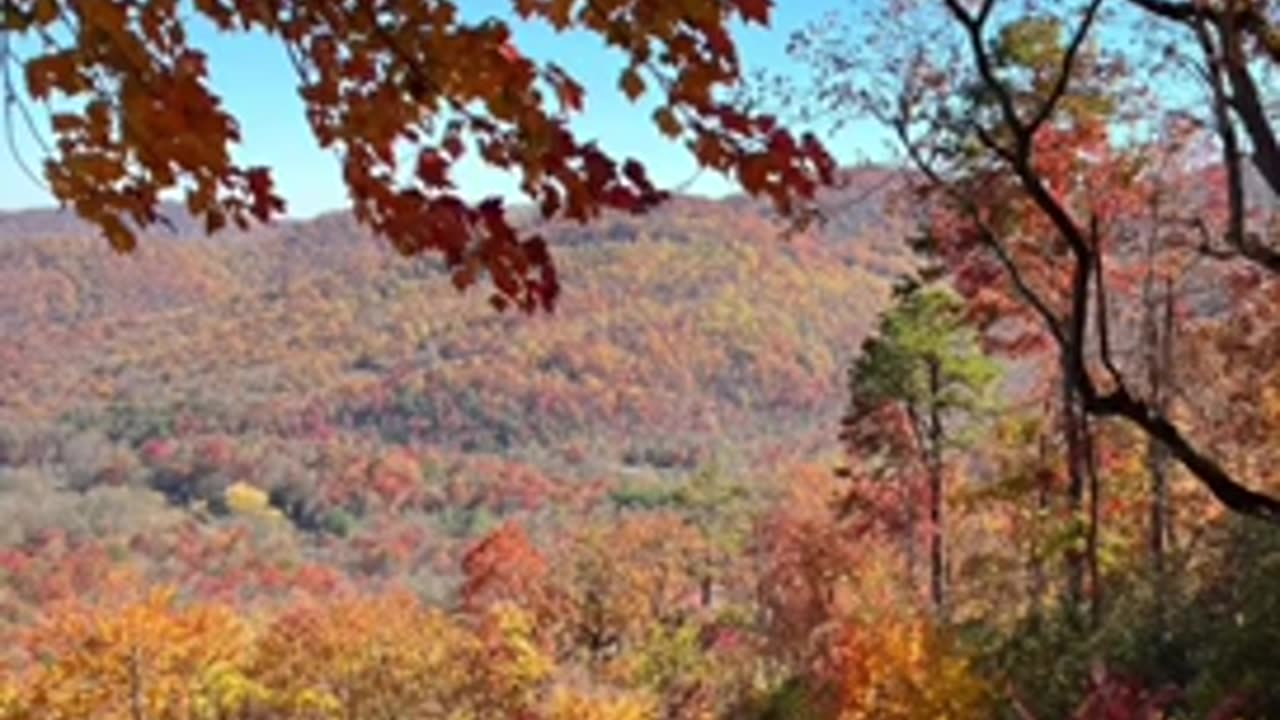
[3,0,1280,717]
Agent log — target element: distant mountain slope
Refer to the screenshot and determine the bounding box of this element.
[0,169,910,472]
[0,168,911,611]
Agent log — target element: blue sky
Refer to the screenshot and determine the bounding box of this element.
[0,1,889,217]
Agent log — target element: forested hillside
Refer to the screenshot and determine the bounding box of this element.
[9,0,1280,716]
[0,170,907,612]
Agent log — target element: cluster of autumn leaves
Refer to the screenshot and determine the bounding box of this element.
[7,0,836,312]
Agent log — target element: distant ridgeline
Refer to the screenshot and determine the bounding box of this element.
[0,166,907,608]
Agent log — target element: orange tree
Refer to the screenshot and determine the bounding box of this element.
[0,585,252,720]
[0,0,835,311]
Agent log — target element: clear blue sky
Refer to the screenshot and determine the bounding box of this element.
[0,1,889,217]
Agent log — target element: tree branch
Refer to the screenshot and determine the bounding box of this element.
[1091,216,1129,395]
[1087,387,1280,522]
[943,0,1027,143]
[1026,0,1105,136]
[952,0,1280,523]
[1132,0,1280,273]
[1124,0,1201,22]
[973,212,1068,346]
[1220,5,1280,195]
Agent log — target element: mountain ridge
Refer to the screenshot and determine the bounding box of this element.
[0,168,909,460]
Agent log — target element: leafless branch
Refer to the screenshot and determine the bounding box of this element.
[1026,0,1105,136]
[1091,216,1129,395]
[1,31,50,191]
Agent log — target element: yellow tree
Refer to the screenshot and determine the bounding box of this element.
[542,686,659,720]
[549,514,708,666]
[816,616,994,720]
[248,590,553,719]
[2,586,253,720]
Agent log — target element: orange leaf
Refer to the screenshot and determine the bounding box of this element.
[736,0,772,25]
[417,150,452,187]
[654,107,682,138]
[619,67,645,101]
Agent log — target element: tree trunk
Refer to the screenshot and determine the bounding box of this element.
[903,405,923,599]
[1160,280,1176,551]
[1083,414,1103,628]
[1028,431,1051,627]
[1141,219,1174,575]
[1146,303,1174,571]
[1061,365,1087,624]
[927,358,947,617]
[904,487,920,597]
[700,562,714,608]
[129,647,147,720]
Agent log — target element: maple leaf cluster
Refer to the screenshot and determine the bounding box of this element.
[5,0,835,311]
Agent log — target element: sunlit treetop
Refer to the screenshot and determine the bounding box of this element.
[0,0,836,311]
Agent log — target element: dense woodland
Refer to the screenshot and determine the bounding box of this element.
[4,0,1280,717]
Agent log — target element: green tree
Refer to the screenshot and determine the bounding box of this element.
[672,463,754,608]
[842,281,998,615]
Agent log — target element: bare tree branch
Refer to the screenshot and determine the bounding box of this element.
[1125,0,1202,22]
[1091,216,1129,395]
[1026,0,1105,136]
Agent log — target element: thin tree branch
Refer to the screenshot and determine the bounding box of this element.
[942,0,1028,142]
[942,0,1280,522]
[1026,0,1105,136]
[1218,5,1280,194]
[1087,386,1280,521]
[1125,0,1202,23]
[1133,0,1280,272]
[891,106,1068,345]
[1091,216,1129,395]
[973,214,1068,346]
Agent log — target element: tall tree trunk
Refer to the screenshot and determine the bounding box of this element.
[1142,208,1176,573]
[1144,284,1174,573]
[700,554,715,608]
[1028,430,1052,627]
[1160,280,1176,551]
[1061,367,1087,623]
[904,484,920,598]
[904,404,923,600]
[927,358,947,617]
[1083,414,1103,628]
[129,647,147,720]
